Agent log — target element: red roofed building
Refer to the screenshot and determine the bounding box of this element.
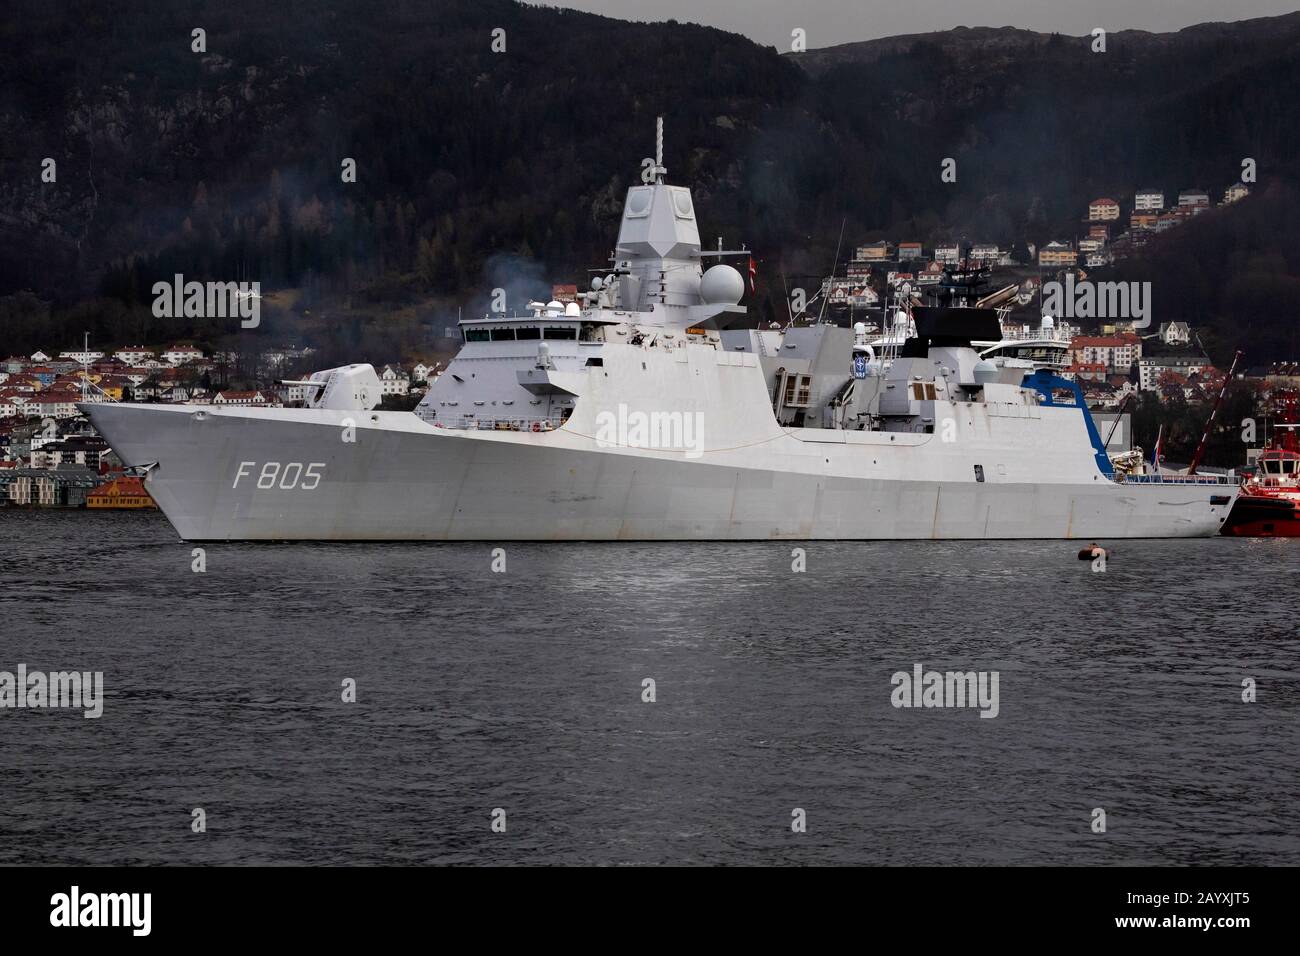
[1088,198,1121,221]
[86,475,157,509]
[1070,333,1142,371]
[1066,361,1108,382]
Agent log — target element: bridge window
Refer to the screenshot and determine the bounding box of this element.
[783,374,812,407]
[490,327,516,341]
[515,327,540,340]
[544,327,577,340]
[464,328,489,342]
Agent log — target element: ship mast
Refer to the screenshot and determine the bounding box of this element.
[1187,349,1243,476]
[80,331,89,403]
[653,116,666,184]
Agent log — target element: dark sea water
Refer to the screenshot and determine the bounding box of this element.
[1,510,1297,866]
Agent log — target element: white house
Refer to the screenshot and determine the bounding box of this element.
[114,347,155,365]
[162,345,204,365]
[1134,189,1164,211]
[1178,189,1210,207]
[212,390,268,405]
[278,382,309,404]
[60,349,104,364]
[30,351,51,362]
[1223,183,1249,204]
[379,365,409,396]
[1158,321,1191,345]
[23,394,79,418]
[934,244,960,265]
[1139,356,1209,391]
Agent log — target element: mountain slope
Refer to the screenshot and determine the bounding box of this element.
[2,2,1299,364]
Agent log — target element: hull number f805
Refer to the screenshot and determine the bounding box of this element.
[233,461,326,490]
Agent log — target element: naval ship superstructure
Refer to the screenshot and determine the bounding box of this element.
[83,125,1237,540]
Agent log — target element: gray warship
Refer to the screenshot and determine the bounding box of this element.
[83,122,1238,540]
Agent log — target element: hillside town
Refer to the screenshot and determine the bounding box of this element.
[827,180,1250,296]
[0,343,444,508]
[813,178,1285,410]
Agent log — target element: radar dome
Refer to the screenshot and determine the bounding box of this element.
[590,276,603,291]
[973,359,999,386]
[699,264,744,305]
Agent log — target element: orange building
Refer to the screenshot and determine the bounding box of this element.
[86,476,157,509]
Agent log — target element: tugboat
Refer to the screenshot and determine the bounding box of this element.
[1222,396,1300,537]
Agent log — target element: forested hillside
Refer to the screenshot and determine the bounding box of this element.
[2,2,1299,364]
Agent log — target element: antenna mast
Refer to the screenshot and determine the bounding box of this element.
[815,217,847,326]
[80,331,89,402]
[653,116,667,184]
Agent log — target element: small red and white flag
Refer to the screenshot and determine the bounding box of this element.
[747,256,757,294]
[1152,424,1164,472]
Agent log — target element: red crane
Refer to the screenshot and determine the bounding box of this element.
[1187,350,1243,476]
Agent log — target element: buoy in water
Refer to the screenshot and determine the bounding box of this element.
[1077,543,1106,560]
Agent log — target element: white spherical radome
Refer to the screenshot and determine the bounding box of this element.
[699,264,744,305]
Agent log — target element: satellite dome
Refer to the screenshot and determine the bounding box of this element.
[591,276,603,291]
[699,264,744,305]
[973,359,999,386]
[564,302,581,317]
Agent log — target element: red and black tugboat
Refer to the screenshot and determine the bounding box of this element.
[1222,391,1300,537]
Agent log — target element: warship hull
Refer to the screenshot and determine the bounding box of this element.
[82,402,1231,541]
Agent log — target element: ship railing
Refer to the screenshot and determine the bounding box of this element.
[437,416,561,432]
[1119,473,1240,485]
